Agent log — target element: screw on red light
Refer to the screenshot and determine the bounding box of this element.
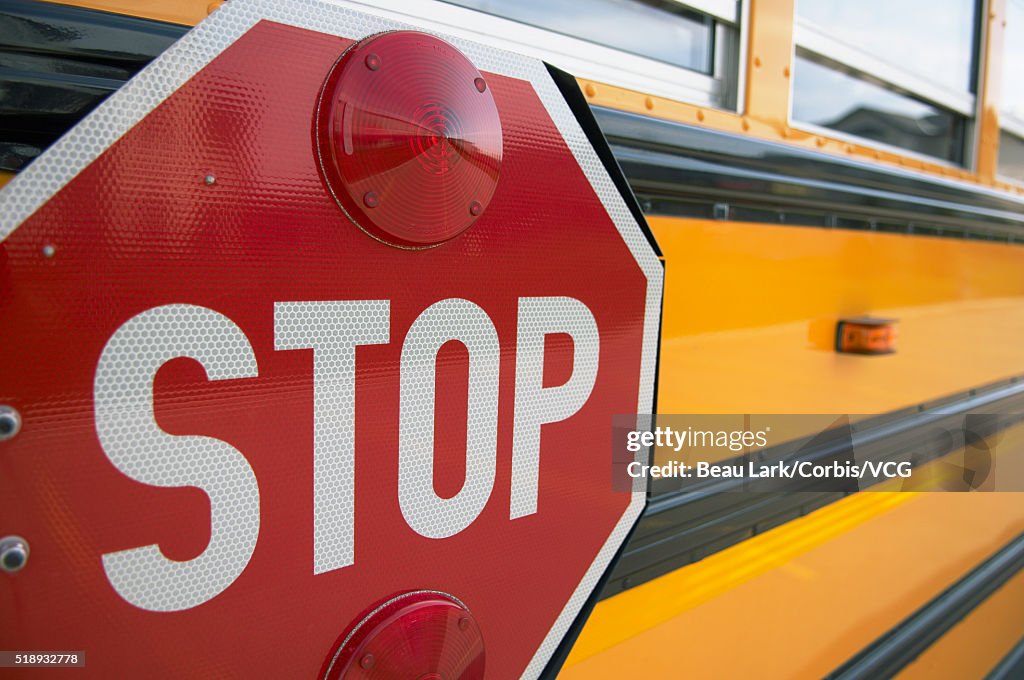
[315,31,503,249]
[321,591,485,680]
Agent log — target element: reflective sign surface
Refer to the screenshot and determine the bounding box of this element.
[0,2,662,677]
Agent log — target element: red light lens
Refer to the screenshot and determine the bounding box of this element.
[322,591,485,680]
[316,31,503,248]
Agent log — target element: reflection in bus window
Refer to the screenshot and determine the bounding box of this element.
[796,0,977,94]
[1002,0,1024,122]
[998,131,1024,182]
[792,56,965,164]
[442,0,714,73]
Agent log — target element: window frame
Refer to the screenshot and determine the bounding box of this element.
[666,0,739,23]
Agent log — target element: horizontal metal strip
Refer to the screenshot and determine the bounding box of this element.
[595,104,1023,212]
[595,106,1024,237]
[603,378,1024,598]
[600,491,843,598]
[634,195,1020,243]
[987,634,1024,680]
[826,531,1024,679]
[617,147,1024,240]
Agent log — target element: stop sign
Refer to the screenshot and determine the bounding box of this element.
[0,1,662,678]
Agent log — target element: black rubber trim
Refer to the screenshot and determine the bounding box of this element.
[537,61,662,680]
[827,532,1024,679]
[537,512,644,680]
[987,635,1024,680]
[544,63,663,259]
[603,377,1024,598]
[593,106,1024,241]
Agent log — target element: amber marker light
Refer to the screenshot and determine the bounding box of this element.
[836,317,897,355]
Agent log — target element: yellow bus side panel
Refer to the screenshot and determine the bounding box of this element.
[560,492,1024,679]
[652,217,1024,415]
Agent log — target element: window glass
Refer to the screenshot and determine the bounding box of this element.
[442,0,714,73]
[792,56,966,164]
[998,131,1024,182]
[1003,0,1024,121]
[796,0,977,94]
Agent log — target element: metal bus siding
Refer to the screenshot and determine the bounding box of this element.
[597,108,1024,239]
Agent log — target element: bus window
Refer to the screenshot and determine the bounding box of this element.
[440,0,742,109]
[442,0,716,73]
[999,0,1024,183]
[791,0,978,165]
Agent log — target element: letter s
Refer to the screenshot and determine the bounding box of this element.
[94,304,260,612]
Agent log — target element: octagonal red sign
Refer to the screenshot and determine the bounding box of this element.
[0,1,662,677]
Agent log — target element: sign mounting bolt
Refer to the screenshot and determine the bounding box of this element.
[0,536,29,573]
[0,406,21,441]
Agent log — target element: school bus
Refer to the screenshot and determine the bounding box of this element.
[1,0,1022,678]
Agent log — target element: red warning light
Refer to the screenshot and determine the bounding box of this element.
[315,31,503,248]
[322,591,485,680]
